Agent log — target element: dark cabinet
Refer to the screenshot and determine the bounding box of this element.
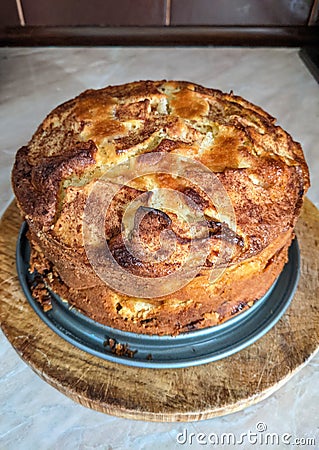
[0,0,20,26]
[1,0,316,26]
[21,0,167,26]
[171,0,313,26]
[0,0,318,45]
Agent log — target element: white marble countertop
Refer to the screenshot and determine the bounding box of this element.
[0,47,318,449]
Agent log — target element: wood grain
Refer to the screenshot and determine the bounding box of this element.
[0,199,318,422]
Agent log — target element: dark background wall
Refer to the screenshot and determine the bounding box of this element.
[1,0,319,45]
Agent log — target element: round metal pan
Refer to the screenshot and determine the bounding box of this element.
[16,222,300,369]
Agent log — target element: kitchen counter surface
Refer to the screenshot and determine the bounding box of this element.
[0,47,318,449]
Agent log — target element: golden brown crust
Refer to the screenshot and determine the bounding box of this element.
[12,80,310,335]
[12,141,97,229]
[30,229,293,335]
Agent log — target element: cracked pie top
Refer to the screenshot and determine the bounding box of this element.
[12,80,309,335]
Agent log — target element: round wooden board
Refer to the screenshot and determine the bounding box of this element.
[0,199,319,422]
